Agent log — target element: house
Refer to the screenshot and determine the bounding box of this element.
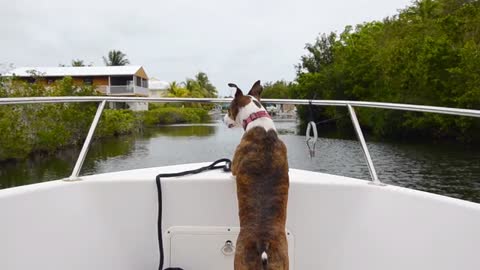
[148,78,169,97]
[4,65,149,97]
[4,65,150,110]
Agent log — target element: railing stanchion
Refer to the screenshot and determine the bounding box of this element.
[67,100,107,181]
[347,104,382,185]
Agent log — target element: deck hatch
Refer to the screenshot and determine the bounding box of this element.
[166,226,294,269]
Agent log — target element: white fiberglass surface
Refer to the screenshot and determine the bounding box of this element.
[1,163,479,270]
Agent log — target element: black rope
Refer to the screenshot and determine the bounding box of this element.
[308,99,315,123]
[155,159,232,270]
[315,114,345,125]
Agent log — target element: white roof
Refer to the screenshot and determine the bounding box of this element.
[148,78,170,90]
[4,66,144,77]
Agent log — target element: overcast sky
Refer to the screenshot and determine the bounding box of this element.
[1,0,412,96]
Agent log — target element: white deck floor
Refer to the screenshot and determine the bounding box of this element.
[1,163,480,270]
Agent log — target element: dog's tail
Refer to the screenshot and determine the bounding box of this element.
[261,250,268,269]
[258,241,269,269]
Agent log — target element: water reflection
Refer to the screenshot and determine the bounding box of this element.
[371,142,480,203]
[0,137,138,189]
[0,121,479,203]
[0,151,77,188]
[86,135,137,162]
[146,125,217,137]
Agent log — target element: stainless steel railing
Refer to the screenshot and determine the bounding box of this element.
[1,96,479,183]
[1,97,479,118]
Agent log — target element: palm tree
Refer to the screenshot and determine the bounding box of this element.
[71,59,85,67]
[184,78,208,98]
[103,50,130,66]
[195,72,217,97]
[166,81,190,97]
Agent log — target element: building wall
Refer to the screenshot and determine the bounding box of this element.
[71,76,109,86]
[134,67,148,79]
[14,75,143,96]
[93,76,109,86]
[71,77,84,85]
[149,89,167,97]
[21,76,110,87]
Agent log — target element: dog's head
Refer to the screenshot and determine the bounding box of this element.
[223,80,264,129]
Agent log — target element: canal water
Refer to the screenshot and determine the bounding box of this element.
[1,121,479,203]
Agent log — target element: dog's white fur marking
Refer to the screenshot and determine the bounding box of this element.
[261,251,268,262]
[224,96,276,132]
[223,113,237,128]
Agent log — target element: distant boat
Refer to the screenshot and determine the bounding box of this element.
[208,104,223,115]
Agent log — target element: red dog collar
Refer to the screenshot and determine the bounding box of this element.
[242,111,271,130]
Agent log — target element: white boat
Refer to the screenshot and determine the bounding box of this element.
[1,97,480,270]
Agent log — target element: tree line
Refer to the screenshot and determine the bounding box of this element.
[267,0,480,143]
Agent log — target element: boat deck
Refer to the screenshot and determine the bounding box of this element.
[1,163,480,269]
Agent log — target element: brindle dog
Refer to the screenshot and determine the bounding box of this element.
[224,81,289,270]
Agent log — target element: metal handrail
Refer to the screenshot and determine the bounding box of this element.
[1,96,479,183]
[347,105,381,185]
[69,100,106,180]
[1,97,479,118]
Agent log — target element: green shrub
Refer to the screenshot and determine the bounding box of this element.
[0,106,33,160]
[144,107,210,126]
[97,109,137,137]
[0,77,98,160]
[0,77,211,161]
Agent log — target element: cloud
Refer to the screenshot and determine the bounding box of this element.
[0,0,411,96]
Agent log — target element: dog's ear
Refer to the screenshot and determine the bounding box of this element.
[247,80,263,100]
[228,83,243,98]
